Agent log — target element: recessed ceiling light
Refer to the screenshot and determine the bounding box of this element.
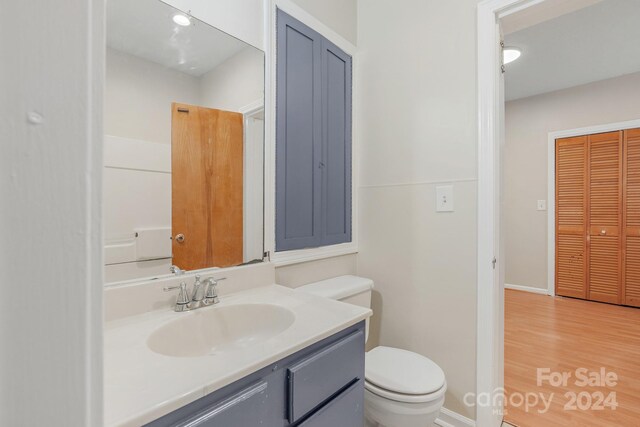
[503,47,521,65]
[172,14,191,27]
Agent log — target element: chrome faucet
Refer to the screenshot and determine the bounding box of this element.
[164,275,226,312]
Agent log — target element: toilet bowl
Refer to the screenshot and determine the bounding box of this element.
[297,276,446,427]
[364,346,446,427]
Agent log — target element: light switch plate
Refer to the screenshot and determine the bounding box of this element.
[537,200,547,211]
[436,185,454,212]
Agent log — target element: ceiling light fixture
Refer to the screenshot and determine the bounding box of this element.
[503,47,521,65]
[172,14,191,27]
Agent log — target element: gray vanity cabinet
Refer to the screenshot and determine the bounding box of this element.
[276,9,352,252]
[146,322,365,427]
[297,381,364,427]
[159,380,275,427]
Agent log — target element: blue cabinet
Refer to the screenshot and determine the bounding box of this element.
[146,322,365,427]
[276,10,352,252]
[298,381,363,427]
[287,329,362,423]
[320,38,352,247]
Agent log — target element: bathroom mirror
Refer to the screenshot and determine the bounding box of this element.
[104,0,265,284]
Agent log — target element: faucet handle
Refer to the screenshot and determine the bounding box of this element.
[170,265,185,276]
[164,282,190,306]
[205,277,226,288]
[203,277,226,305]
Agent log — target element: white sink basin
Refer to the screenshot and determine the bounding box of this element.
[147,304,296,358]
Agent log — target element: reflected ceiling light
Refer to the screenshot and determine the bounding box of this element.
[172,14,191,27]
[503,47,521,65]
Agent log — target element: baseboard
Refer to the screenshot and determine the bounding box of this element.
[505,283,550,295]
[435,407,476,427]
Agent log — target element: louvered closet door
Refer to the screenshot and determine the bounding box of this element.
[556,136,588,299]
[624,128,640,307]
[588,131,623,304]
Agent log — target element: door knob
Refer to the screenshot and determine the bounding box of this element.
[175,233,185,243]
[600,229,606,235]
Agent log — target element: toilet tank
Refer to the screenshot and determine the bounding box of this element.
[296,275,373,307]
[297,275,374,340]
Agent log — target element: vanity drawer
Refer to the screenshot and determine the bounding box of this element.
[297,380,364,427]
[147,380,271,427]
[287,329,365,423]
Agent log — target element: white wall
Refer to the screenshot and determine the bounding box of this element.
[505,72,640,290]
[291,0,358,44]
[200,47,265,111]
[105,48,201,144]
[103,136,172,283]
[356,0,480,419]
[0,0,103,425]
[275,255,358,287]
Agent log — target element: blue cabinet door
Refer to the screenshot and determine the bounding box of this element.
[297,380,364,427]
[287,329,364,422]
[321,38,352,246]
[276,9,323,251]
[276,10,352,251]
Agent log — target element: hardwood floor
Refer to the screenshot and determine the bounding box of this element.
[504,289,640,426]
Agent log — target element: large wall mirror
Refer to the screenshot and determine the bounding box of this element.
[104,0,265,284]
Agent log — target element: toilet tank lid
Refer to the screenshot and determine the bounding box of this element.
[296,275,374,300]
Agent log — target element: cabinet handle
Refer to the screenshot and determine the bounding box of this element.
[600,229,607,235]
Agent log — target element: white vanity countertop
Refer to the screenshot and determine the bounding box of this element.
[104,284,371,427]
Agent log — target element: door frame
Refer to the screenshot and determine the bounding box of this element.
[240,100,266,263]
[477,0,555,425]
[547,119,640,297]
[479,0,639,424]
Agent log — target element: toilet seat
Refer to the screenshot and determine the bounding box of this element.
[365,346,447,403]
[365,379,447,403]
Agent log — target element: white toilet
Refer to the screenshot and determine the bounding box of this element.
[297,275,446,427]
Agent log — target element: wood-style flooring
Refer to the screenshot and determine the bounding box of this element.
[504,289,640,426]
